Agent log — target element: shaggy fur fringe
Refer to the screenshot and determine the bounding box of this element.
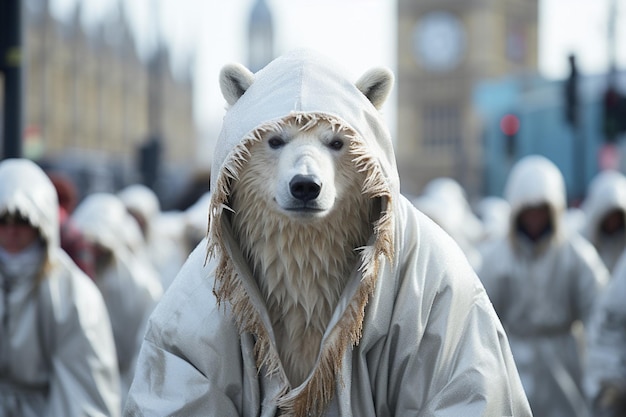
[207,112,394,416]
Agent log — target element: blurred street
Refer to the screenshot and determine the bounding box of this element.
[2,1,626,416]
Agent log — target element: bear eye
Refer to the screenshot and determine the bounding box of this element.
[328,137,344,151]
[268,136,285,149]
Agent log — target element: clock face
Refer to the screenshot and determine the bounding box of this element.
[412,11,466,72]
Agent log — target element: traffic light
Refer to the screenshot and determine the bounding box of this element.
[499,113,520,157]
[602,85,626,143]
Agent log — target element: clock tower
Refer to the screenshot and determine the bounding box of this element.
[397,0,538,197]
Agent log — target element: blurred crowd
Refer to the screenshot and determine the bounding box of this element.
[0,158,210,416]
[1,154,626,416]
[413,155,626,417]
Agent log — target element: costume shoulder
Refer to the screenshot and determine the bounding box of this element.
[125,240,246,416]
[141,239,240,365]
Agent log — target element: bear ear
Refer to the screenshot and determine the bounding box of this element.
[219,63,255,106]
[355,68,394,110]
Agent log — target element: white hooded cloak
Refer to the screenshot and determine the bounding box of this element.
[118,184,187,289]
[479,155,608,417]
[124,50,531,417]
[72,192,163,404]
[0,159,121,417]
[581,169,626,273]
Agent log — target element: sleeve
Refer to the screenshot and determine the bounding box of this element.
[123,245,249,417]
[406,279,531,416]
[115,255,163,387]
[384,209,531,416]
[123,339,242,416]
[476,242,509,316]
[43,266,122,417]
[584,255,626,401]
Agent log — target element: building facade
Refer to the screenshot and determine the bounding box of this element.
[21,0,197,193]
[396,0,538,198]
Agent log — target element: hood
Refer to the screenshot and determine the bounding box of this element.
[582,169,626,243]
[0,159,59,256]
[504,155,566,245]
[412,193,460,235]
[206,49,397,414]
[420,177,484,243]
[210,49,398,197]
[184,191,211,242]
[72,192,140,254]
[118,184,160,238]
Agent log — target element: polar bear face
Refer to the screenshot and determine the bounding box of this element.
[232,118,360,222]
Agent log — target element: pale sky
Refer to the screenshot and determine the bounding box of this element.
[51,0,626,161]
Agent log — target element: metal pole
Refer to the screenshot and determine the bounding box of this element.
[565,54,584,203]
[1,0,23,159]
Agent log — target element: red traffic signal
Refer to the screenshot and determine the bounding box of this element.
[500,113,520,137]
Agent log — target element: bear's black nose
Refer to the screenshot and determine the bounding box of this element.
[289,174,321,202]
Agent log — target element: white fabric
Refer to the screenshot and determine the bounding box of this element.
[412,191,483,271]
[421,177,485,245]
[585,249,626,399]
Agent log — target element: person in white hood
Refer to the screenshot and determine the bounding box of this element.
[118,184,186,289]
[0,158,121,416]
[581,169,626,274]
[421,177,485,246]
[584,246,626,415]
[72,192,163,406]
[478,155,609,417]
[124,50,531,416]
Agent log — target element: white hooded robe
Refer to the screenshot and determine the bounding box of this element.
[0,159,121,417]
[124,50,531,417]
[72,192,163,405]
[479,155,608,417]
[581,169,626,274]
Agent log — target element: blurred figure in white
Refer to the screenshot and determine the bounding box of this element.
[182,191,212,255]
[413,177,484,271]
[585,248,626,416]
[72,192,163,406]
[581,169,626,274]
[118,184,187,289]
[478,155,608,417]
[0,159,121,417]
[154,210,188,255]
[474,195,511,256]
[563,206,587,237]
[422,177,485,244]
